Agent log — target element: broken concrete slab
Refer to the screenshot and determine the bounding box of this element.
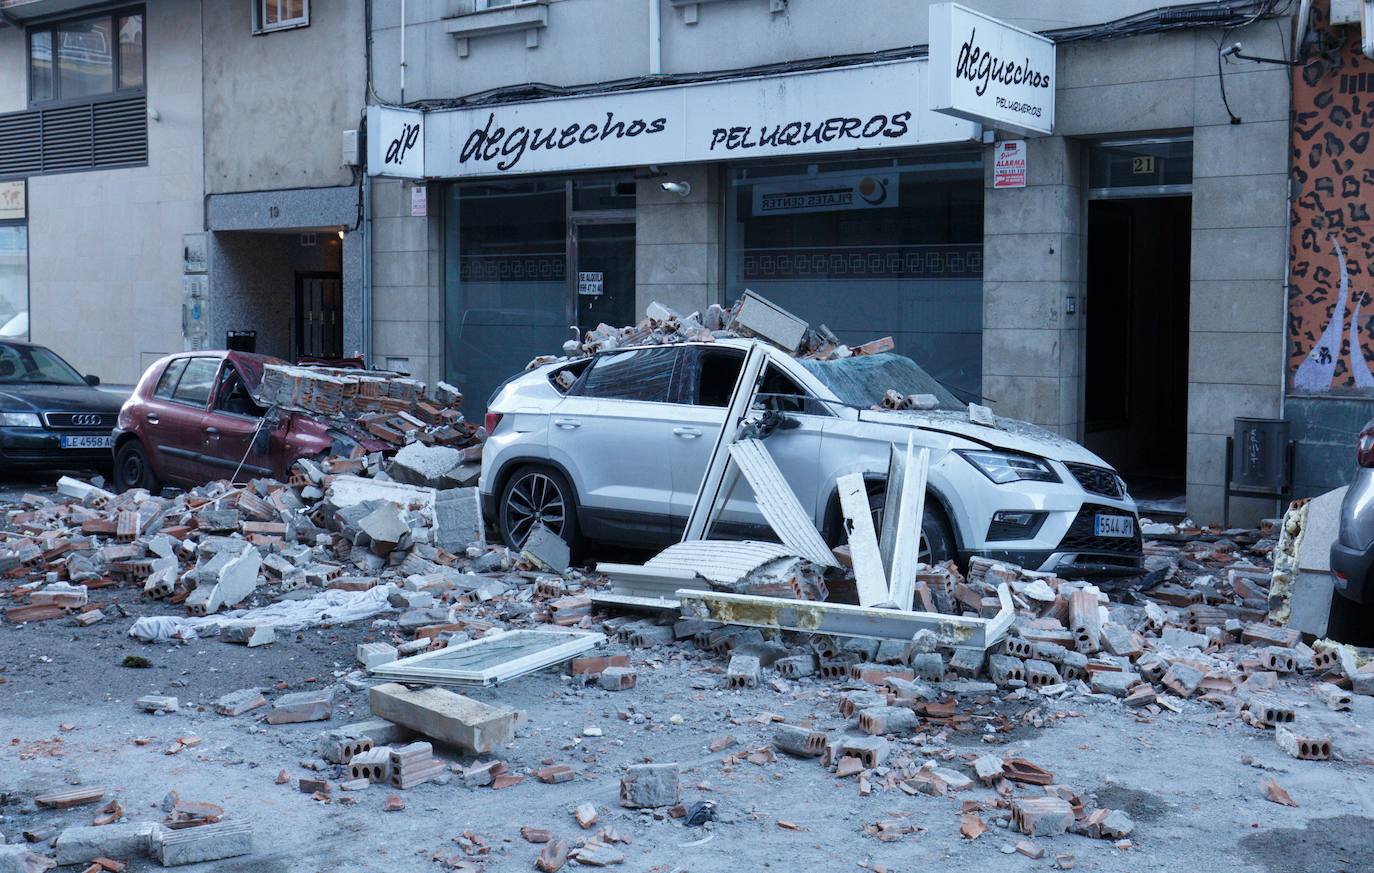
[221,623,274,647]
[55,822,160,866]
[619,763,679,808]
[734,289,808,352]
[369,682,517,754]
[215,688,268,717]
[389,442,464,489]
[359,503,409,555]
[357,641,399,669]
[135,694,179,714]
[265,689,333,725]
[156,819,252,866]
[433,487,485,552]
[186,544,261,616]
[0,844,56,873]
[521,524,570,574]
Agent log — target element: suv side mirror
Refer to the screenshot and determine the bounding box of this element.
[84,374,100,387]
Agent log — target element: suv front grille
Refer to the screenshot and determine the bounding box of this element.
[1058,503,1142,556]
[42,412,118,430]
[1064,462,1125,499]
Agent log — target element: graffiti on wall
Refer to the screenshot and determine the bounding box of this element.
[1290,7,1374,394]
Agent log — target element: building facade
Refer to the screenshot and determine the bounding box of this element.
[365,0,1304,524]
[0,0,367,383]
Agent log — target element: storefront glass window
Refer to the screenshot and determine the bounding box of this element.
[0,226,29,341]
[444,180,569,415]
[725,150,984,399]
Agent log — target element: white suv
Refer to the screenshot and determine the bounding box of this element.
[479,339,1141,577]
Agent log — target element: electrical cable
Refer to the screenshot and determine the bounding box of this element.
[409,2,1290,113]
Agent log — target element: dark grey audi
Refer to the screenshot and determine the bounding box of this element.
[0,339,123,475]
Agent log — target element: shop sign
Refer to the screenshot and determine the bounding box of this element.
[993,140,1027,188]
[752,172,899,216]
[367,106,425,178]
[421,59,976,178]
[928,3,1055,135]
[577,271,604,296]
[0,180,24,221]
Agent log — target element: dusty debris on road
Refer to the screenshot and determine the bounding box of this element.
[2,341,1373,870]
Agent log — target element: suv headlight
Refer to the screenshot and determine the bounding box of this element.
[0,412,42,428]
[957,450,1061,484]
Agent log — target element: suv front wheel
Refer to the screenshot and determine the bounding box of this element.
[498,465,582,555]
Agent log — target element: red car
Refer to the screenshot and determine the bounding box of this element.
[112,351,385,491]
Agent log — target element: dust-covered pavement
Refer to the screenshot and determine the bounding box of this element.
[4,481,1374,873]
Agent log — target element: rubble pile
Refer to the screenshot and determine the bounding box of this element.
[256,364,483,452]
[528,292,896,377]
[3,440,1371,867]
[0,458,592,642]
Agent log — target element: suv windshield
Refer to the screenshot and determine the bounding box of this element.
[0,342,87,386]
[798,353,963,411]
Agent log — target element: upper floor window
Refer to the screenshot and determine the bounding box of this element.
[254,0,310,33]
[28,8,144,105]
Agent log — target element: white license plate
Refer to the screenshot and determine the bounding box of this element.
[60,435,112,449]
[1094,514,1135,538]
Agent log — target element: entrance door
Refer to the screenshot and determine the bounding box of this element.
[1084,197,1191,503]
[572,218,635,336]
[295,272,343,360]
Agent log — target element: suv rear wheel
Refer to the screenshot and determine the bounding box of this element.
[498,465,581,555]
[114,439,160,493]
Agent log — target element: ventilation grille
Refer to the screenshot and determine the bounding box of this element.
[0,96,147,177]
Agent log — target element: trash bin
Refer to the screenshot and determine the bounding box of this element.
[1231,418,1290,491]
[226,330,257,353]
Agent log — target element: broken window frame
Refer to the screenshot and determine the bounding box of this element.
[367,628,607,687]
[674,346,831,417]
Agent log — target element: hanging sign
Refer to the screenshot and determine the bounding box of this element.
[929,3,1055,134]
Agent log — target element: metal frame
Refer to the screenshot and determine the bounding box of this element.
[368,628,606,686]
[728,437,836,567]
[682,341,767,541]
[675,583,1014,650]
[837,471,890,607]
[884,437,930,612]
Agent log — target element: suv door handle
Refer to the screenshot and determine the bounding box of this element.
[205,427,219,435]
[146,413,159,424]
[553,418,581,429]
[673,427,701,438]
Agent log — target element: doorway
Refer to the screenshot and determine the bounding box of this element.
[572,217,636,336]
[1084,196,1191,506]
[295,271,343,360]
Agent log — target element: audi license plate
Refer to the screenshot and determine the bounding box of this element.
[1094,513,1135,539]
[60,435,112,450]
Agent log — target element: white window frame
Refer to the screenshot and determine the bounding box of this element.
[253,0,310,34]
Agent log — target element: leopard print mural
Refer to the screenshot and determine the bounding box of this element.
[1289,2,1374,394]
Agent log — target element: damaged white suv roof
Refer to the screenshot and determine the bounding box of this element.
[479,338,1141,577]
